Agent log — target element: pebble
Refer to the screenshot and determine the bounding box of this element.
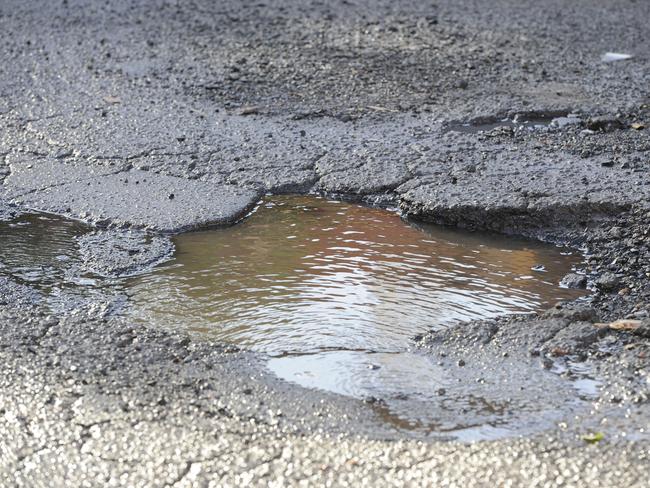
[560,273,587,289]
[550,116,582,129]
[586,116,626,132]
[596,272,620,292]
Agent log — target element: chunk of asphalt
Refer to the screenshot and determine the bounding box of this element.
[9,169,260,233]
[550,116,582,129]
[542,305,600,323]
[595,272,620,292]
[541,321,609,356]
[0,199,20,221]
[77,230,175,277]
[560,273,588,289]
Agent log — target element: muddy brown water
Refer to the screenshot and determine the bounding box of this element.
[128,196,584,353]
[0,197,591,439]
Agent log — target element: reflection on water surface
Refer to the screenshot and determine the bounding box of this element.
[128,196,584,354]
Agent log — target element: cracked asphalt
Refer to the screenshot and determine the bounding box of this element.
[1,0,649,486]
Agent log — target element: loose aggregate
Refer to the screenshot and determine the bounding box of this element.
[1,0,649,486]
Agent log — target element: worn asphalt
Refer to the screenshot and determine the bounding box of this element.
[1,0,649,486]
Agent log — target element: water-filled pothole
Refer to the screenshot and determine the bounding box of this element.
[127,196,584,352]
[126,196,590,437]
[444,113,569,134]
[0,197,592,439]
[0,213,106,310]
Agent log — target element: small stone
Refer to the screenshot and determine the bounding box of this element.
[601,52,633,63]
[363,396,385,405]
[551,116,582,129]
[550,347,570,357]
[632,320,650,338]
[586,116,626,132]
[168,193,175,200]
[455,79,468,89]
[457,359,466,367]
[55,149,73,159]
[596,272,620,292]
[608,226,623,239]
[103,95,121,104]
[560,273,587,289]
[237,106,260,116]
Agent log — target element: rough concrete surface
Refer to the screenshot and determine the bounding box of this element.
[1,0,649,486]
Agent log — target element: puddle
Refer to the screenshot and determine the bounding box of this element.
[268,350,593,440]
[125,196,591,438]
[127,196,585,353]
[445,113,567,134]
[0,214,86,287]
[0,214,101,309]
[1,197,593,439]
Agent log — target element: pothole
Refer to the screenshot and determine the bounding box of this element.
[0,213,103,310]
[0,196,593,439]
[127,196,584,349]
[444,112,578,134]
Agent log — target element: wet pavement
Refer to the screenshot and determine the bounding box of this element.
[1,0,650,486]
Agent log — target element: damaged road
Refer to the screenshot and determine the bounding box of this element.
[1,0,650,486]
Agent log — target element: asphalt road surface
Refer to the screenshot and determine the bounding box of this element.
[1,1,649,486]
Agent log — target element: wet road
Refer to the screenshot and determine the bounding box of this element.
[1,0,649,486]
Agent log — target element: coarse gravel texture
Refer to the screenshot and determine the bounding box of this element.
[1,0,649,486]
